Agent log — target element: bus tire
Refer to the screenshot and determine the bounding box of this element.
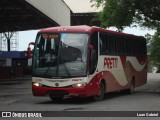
[127,78,135,94]
[92,82,105,101]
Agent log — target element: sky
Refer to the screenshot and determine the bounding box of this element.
[18,0,155,51]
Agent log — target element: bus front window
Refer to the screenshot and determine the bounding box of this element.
[33,33,88,78]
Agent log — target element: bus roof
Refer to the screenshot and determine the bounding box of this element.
[39,26,144,39]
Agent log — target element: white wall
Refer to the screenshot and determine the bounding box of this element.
[25,0,70,26]
[28,58,32,66]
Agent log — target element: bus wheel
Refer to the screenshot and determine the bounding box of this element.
[127,79,135,94]
[49,94,63,101]
[92,82,105,101]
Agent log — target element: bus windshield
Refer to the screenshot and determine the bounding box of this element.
[32,33,88,78]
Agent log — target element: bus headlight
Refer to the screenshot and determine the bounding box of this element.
[33,82,42,87]
[72,82,87,87]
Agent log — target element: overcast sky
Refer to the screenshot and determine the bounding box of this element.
[18,0,155,51]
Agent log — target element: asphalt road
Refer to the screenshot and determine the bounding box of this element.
[0,73,160,120]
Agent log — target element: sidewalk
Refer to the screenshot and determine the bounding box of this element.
[0,76,31,85]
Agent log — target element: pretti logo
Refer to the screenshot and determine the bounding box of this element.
[104,57,118,69]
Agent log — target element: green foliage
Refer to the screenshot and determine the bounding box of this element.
[91,0,160,71]
[91,0,160,31]
[91,0,160,72]
[145,33,152,44]
[149,30,160,71]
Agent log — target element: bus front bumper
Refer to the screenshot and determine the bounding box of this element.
[32,85,91,97]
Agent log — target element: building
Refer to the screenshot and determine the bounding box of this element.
[0,51,29,80]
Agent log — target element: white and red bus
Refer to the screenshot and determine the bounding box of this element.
[28,26,147,101]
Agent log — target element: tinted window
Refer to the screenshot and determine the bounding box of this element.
[99,32,146,56]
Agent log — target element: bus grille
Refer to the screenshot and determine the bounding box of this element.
[49,90,69,97]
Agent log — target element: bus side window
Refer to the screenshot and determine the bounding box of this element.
[89,32,98,75]
[109,34,116,55]
[119,36,124,55]
[99,32,108,55]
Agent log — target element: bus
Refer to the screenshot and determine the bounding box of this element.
[28,26,147,101]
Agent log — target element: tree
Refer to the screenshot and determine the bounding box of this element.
[91,0,160,31]
[91,0,160,72]
[145,33,152,45]
[149,30,160,72]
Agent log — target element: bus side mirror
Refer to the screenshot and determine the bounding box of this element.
[88,44,96,60]
[27,42,35,59]
[88,44,93,49]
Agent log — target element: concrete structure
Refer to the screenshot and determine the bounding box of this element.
[71,12,100,26]
[0,0,71,33]
[0,0,71,51]
[26,0,70,27]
